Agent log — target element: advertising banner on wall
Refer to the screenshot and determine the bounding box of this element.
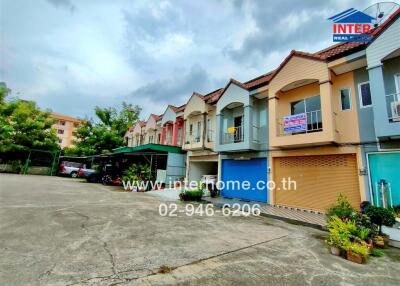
[283,113,307,134]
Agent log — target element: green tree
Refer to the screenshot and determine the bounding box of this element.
[65,102,141,156]
[0,84,59,152]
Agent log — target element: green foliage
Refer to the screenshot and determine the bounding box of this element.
[370,248,384,257]
[0,83,59,153]
[365,206,396,233]
[122,163,151,183]
[357,227,370,241]
[351,212,378,238]
[346,242,369,257]
[180,184,204,201]
[393,205,400,218]
[326,194,355,221]
[326,216,356,248]
[179,189,203,201]
[65,102,141,156]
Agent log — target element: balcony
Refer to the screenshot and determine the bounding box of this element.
[222,125,244,144]
[386,92,400,123]
[277,110,323,136]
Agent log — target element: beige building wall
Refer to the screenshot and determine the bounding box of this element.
[50,112,82,149]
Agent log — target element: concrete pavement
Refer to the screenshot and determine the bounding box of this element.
[0,174,399,286]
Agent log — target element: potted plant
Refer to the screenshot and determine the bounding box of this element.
[326,216,354,257]
[365,206,396,247]
[345,242,369,264]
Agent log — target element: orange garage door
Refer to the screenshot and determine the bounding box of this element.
[273,154,360,212]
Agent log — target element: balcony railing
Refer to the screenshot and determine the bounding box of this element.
[386,92,400,123]
[223,125,244,144]
[278,110,322,136]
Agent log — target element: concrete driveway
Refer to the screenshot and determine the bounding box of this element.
[0,174,399,286]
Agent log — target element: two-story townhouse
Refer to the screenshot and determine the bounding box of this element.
[143,114,162,145]
[182,89,222,182]
[267,42,377,212]
[125,120,146,147]
[215,75,271,202]
[160,104,185,146]
[360,9,400,207]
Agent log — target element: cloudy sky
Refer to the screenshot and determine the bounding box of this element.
[1,0,379,120]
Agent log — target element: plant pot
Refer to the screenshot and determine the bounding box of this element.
[346,251,366,264]
[366,239,374,251]
[382,234,390,247]
[330,246,341,256]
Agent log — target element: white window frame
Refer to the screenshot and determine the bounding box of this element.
[358,81,372,108]
[339,88,352,111]
[395,73,400,98]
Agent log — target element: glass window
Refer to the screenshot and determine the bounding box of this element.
[189,124,193,136]
[207,118,212,141]
[290,95,322,132]
[340,88,351,111]
[291,100,305,115]
[196,121,201,142]
[358,82,372,107]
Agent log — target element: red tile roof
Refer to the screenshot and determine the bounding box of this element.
[167,105,178,112]
[176,104,186,112]
[244,71,275,89]
[204,88,224,104]
[149,113,161,121]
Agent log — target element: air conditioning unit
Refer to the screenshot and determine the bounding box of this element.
[391,101,400,122]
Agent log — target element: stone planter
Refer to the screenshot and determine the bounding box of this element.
[330,246,341,256]
[346,251,366,264]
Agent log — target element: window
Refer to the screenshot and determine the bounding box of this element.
[196,122,201,142]
[189,124,193,136]
[58,138,62,143]
[358,82,372,108]
[177,128,182,145]
[59,120,65,126]
[339,88,351,111]
[207,118,212,142]
[57,129,64,134]
[158,133,161,143]
[290,95,322,132]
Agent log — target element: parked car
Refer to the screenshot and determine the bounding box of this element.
[78,167,98,183]
[58,161,84,178]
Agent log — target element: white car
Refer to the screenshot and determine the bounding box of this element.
[58,161,84,178]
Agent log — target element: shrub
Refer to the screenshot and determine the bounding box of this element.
[326,216,356,248]
[122,163,151,183]
[365,206,396,233]
[350,212,378,238]
[370,248,384,257]
[179,189,203,201]
[393,205,400,218]
[346,242,369,258]
[326,194,355,221]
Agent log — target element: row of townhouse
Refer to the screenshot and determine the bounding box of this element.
[124,9,400,212]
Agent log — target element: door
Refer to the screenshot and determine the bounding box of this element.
[221,158,268,202]
[234,116,243,142]
[274,154,360,211]
[368,152,400,207]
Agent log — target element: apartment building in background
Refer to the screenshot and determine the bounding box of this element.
[50,112,82,149]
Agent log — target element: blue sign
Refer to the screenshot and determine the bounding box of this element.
[283,113,307,134]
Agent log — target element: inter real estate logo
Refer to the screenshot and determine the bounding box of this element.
[328,8,375,42]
